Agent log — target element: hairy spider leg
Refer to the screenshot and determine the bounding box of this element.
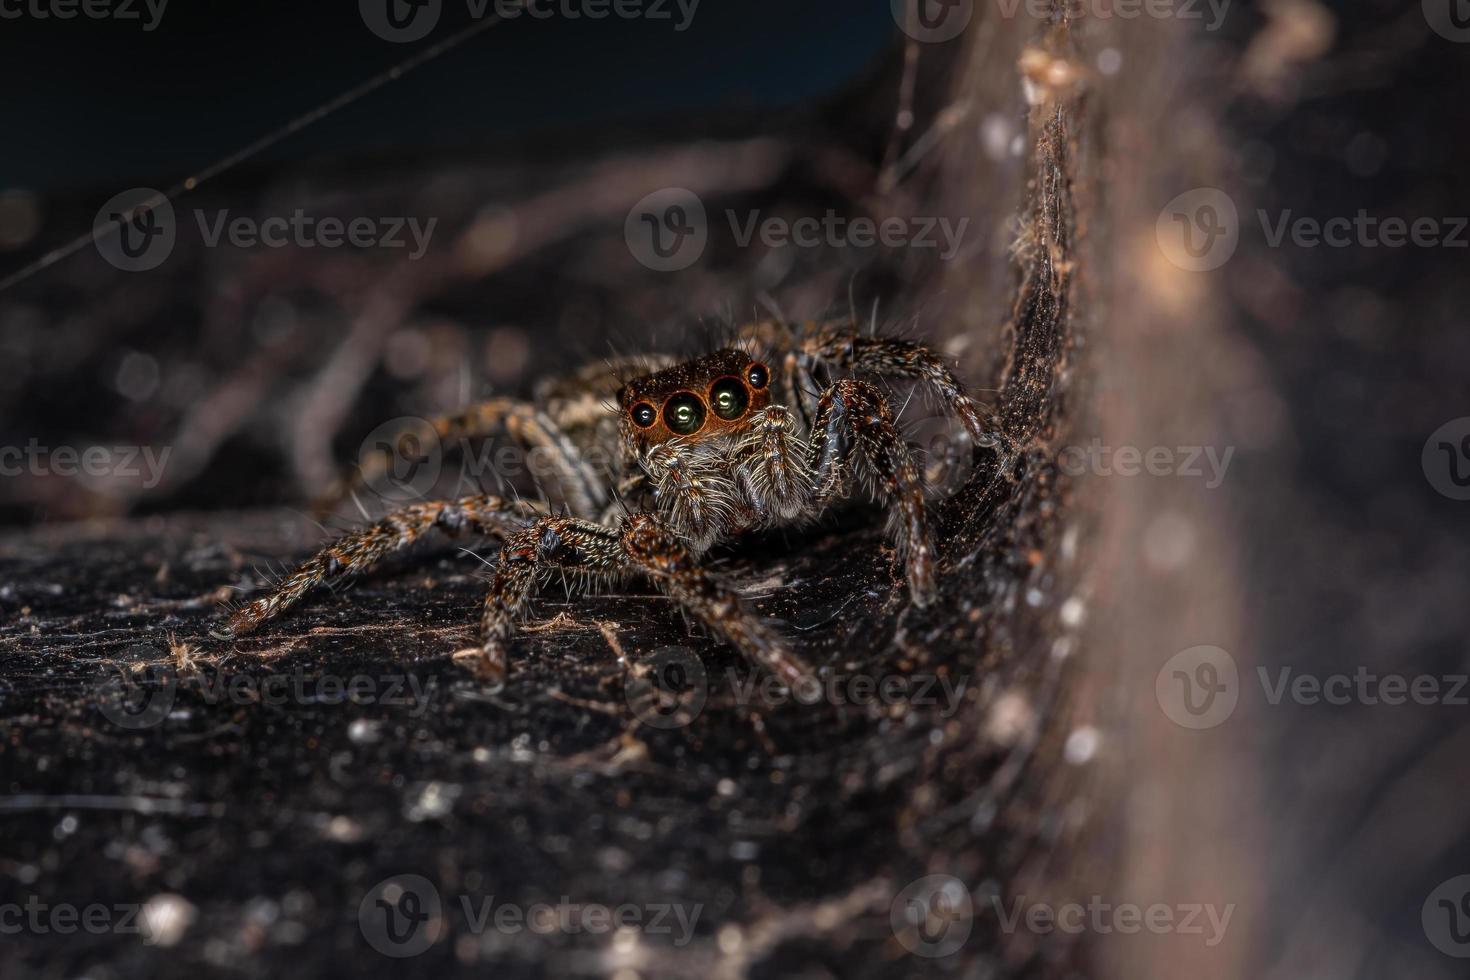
[800,326,1013,458]
[471,513,816,689]
[808,379,935,604]
[220,494,546,638]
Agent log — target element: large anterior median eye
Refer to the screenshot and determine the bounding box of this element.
[709,377,749,420]
[663,393,706,435]
[631,402,657,428]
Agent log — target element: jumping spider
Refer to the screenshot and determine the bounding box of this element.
[218,320,1007,690]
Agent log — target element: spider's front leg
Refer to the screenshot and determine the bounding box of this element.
[218,494,545,639]
[801,326,1014,460]
[469,513,815,691]
[808,379,937,605]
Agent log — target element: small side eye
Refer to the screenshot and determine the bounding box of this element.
[746,362,769,390]
[631,402,657,428]
[663,393,706,435]
[709,377,750,420]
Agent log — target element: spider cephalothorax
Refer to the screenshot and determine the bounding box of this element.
[616,348,809,551]
[619,348,774,446]
[218,320,1008,690]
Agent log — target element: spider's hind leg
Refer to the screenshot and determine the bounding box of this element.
[220,494,545,639]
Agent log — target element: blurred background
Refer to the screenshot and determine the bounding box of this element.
[0,0,911,521]
[1,2,1468,979]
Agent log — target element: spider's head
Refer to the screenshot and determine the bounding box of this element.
[617,348,772,449]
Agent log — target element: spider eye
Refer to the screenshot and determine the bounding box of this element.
[662,393,706,435]
[709,377,749,420]
[631,402,657,428]
[746,362,769,390]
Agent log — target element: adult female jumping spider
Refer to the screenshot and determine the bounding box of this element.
[217,319,1007,690]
